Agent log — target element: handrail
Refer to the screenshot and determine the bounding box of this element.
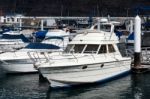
[124,47,150,63]
[27,51,54,64]
[71,53,78,62]
[0,59,9,64]
[90,51,96,60]
[27,52,36,62]
[125,48,134,57]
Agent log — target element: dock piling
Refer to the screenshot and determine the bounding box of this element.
[134,15,141,68]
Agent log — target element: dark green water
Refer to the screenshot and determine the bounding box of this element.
[0,69,150,99]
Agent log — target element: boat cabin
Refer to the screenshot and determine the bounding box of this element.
[65,44,116,54]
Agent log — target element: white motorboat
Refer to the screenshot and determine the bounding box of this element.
[34,22,131,88]
[0,43,62,73]
[0,29,70,73]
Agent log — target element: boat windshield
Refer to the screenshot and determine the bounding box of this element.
[94,24,111,32]
[83,44,99,53]
[65,44,116,54]
[101,24,111,32]
[64,44,85,53]
[64,44,74,53]
[65,44,100,54]
[98,44,107,54]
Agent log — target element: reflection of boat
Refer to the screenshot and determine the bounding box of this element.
[34,22,131,88]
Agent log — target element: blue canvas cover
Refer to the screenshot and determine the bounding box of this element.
[2,34,30,42]
[25,43,60,49]
[0,29,11,34]
[114,30,123,40]
[35,30,48,38]
[127,32,134,40]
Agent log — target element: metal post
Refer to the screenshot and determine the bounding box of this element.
[130,20,133,34]
[19,17,22,31]
[97,18,100,31]
[41,19,44,31]
[134,16,141,68]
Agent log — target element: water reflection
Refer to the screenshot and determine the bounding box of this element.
[0,73,48,99]
[131,73,150,99]
[46,76,132,99]
[1,70,150,99]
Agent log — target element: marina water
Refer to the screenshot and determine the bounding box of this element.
[0,66,150,99]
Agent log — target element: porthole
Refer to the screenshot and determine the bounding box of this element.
[100,64,104,68]
[82,65,87,69]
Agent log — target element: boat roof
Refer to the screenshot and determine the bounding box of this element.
[69,30,119,45]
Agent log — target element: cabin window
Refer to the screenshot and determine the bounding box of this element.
[17,18,19,22]
[64,44,74,53]
[7,18,10,22]
[98,45,107,54]
[94,24,111,32]
[4,19,6,23]
[11,18,14,22]
[101,25,111,32]
[74,44,85,53]
[94,25,97,29]
[108,44,115,53]
[84,44,99,53]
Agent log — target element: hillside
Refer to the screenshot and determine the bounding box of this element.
[0,0,150,16]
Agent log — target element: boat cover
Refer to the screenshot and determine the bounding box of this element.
[25,43,60,49]
[127,32,134,40]
[1,34,30,42]
[35,30,48,38]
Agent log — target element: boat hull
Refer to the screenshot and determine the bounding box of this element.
[0,43,28,52]
[0,59,37,73]
[39,59,131,88]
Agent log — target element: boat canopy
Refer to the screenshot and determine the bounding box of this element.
[127,32,134,40]
[114,30,123,39]
[1,34,30,42]
[0,29,11,34]
[25,43,60,49]
[35,30,48,38]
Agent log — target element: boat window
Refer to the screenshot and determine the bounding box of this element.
[64,44,74,53]
[84,44,99,53]
[11,18,14,22]
[4,19,6,23]
[98,45,107,54]
[74,44,85,53]
[7,18,10,22]
[108,44,115,53]
[101,24,111,32]
[94,25,97,29]
[94,24,111,32]
[17,18,19,22]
